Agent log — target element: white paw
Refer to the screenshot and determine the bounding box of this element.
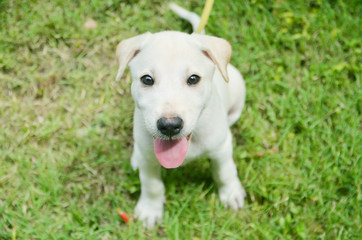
[218,180,246,210]
[135,199,163,229]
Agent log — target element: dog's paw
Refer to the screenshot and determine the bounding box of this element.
[135,199,163,229]
[218,180,246,210]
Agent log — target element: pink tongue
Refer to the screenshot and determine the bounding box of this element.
[154,137,188,169]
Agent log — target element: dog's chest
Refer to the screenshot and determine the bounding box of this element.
[184,136,208,161]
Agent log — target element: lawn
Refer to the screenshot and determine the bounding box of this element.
[0,0,360,239]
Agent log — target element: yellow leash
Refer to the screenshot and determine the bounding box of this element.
[196,0,215,33]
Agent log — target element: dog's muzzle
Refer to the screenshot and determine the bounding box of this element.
[153,116,192,169]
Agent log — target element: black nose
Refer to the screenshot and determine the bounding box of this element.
[157,117,183,137]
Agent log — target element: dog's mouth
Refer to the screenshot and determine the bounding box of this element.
[153,134,192,169]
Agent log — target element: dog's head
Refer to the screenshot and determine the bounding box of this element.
[116,31,231,168]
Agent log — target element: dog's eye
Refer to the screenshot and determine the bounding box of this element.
[187,74,201,85]
[140,75,154,86]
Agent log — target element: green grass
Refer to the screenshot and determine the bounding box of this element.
[0,0,360,239]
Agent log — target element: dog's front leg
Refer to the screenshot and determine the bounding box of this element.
[134,153,165,229]
[210,130,246,210]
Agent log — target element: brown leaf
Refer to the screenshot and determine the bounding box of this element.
[84,18,97,29]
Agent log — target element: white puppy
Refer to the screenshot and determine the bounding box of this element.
[115,4,246,229]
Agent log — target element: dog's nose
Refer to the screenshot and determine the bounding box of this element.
[157,117,183,137]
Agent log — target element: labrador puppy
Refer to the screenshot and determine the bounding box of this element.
[115,4,246,229]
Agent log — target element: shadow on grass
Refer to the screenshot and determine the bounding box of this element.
[162,159,215,196]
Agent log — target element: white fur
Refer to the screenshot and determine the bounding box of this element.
[116,4,246,229]
[169,3,205,34]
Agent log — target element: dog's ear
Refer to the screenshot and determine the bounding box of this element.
[192,34,231,82]
[115,32,152,81]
